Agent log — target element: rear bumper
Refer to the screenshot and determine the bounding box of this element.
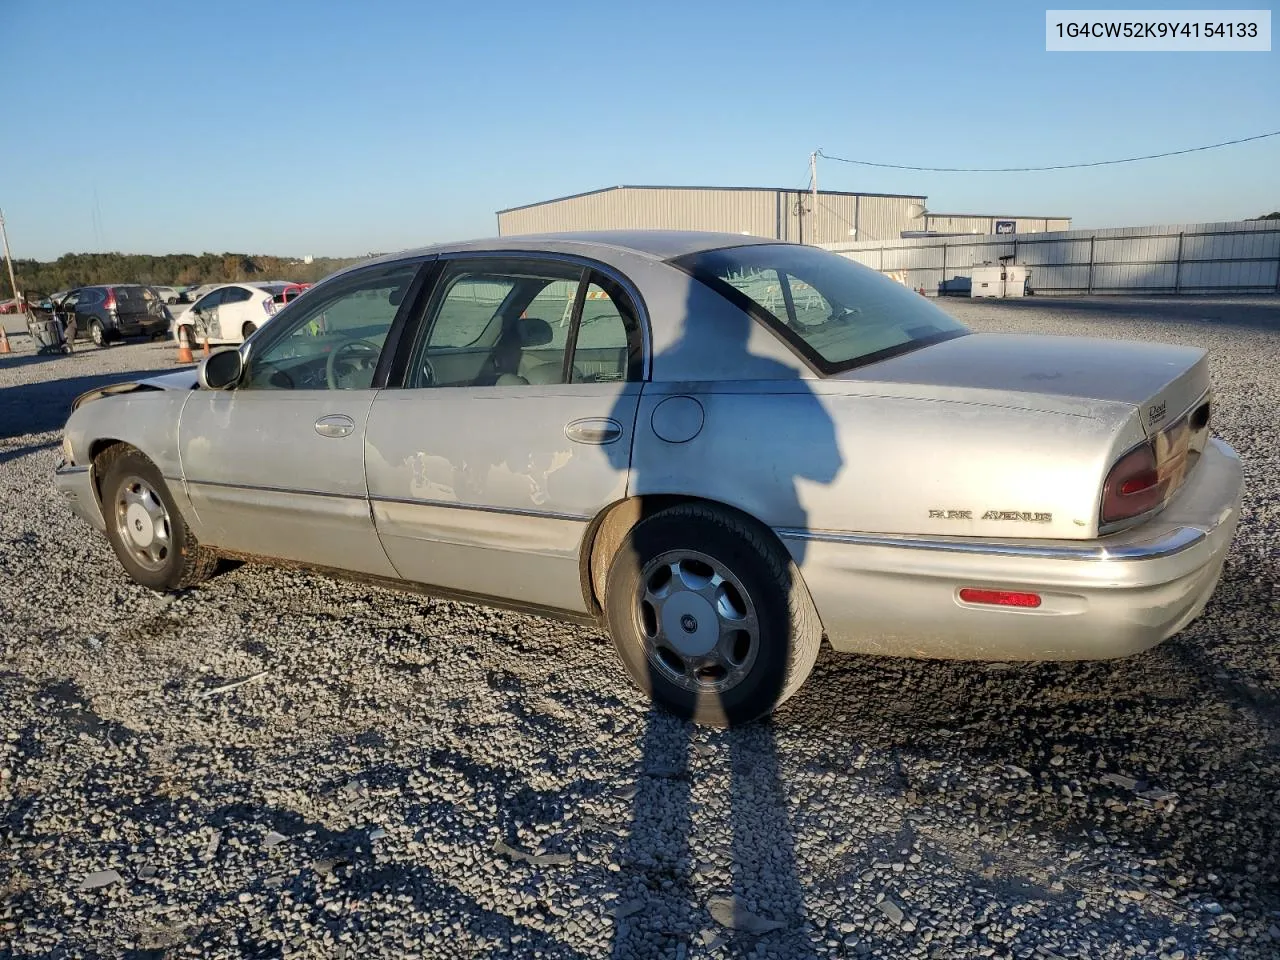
[54,462,106,533]
[782,437,1242,661]
[115,317,168,338]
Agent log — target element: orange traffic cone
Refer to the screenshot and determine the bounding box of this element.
[176,328,193,364]
[0,330,11,354]
[202,336,210,358]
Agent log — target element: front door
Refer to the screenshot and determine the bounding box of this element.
[185,288,225,344]
[178,260,426,575]
[365,256,645,612]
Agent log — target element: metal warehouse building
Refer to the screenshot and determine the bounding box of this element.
[496,185,1070,245]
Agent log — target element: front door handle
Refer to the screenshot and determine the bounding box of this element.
[315,414,355,438]
[565,417,622,445]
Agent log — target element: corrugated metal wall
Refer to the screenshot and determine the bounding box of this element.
[823,220,1280,295]
[499,188,782,237]
[498,187,932,245]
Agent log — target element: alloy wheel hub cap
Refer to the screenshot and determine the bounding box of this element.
[125,503,155,547]
[661,592,718,657]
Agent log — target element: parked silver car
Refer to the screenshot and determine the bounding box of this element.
[54,232,1242,725]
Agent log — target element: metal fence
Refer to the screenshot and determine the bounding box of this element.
[822,220,1280,296]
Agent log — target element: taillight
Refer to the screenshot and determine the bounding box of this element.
[1101,443,1163,524]
[263,298,275,315]
[103,288,117,311]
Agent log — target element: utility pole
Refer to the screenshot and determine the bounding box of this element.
[809,151,819,243]
[0,210,15,353]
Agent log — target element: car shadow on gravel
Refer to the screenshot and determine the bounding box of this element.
[607,285,841,958]
[784,556,1280,931]
[0,439,57,467]
[0,367,174,438]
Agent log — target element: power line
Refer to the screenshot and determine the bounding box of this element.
[815,129,1280,173]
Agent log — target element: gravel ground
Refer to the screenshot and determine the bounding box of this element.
[2,297,1279,959]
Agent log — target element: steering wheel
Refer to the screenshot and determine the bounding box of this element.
[325,338,381,390]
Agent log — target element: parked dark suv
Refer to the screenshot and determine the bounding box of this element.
[53,285,171,346]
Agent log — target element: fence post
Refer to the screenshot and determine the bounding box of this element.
[941,242,947,287]
[1174,232,1184,294]
[1087,236,1095,295]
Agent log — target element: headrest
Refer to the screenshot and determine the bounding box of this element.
[516,316,553,347]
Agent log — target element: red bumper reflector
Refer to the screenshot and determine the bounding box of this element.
[959,588,1042,608]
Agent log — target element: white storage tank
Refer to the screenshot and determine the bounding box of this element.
[970,258,1031,298]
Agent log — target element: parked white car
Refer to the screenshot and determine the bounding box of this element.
[173,282,295,345]
[151,286,182,304]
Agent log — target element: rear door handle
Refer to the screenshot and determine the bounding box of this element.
[565,418,623,445]
[315,414,355,438]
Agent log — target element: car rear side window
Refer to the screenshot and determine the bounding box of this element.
[673,244,968,374]
[569,274,640,383]
[406,260,585,389]
[222,287,253,304]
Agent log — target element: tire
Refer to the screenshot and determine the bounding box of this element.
[241,321,257,339]
[98,446,218,592]
[603,503,822,727]
[89,320,107,347]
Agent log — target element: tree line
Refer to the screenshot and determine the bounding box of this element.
[9,251,372,299]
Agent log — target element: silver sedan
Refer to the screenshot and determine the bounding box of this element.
[54,232,1242,725]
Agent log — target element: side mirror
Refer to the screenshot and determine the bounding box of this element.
[198,348,243,390]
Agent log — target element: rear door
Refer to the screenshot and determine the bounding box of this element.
[178,259,428,574]
[365,255,645,612]
[216,285,256,340]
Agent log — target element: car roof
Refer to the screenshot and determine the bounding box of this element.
[197,281,282,291]
[355,230,783,273]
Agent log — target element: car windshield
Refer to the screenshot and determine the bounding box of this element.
[674,243,969,373]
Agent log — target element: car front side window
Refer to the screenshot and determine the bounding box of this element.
[241,262,421,391]
[193,290,224,312]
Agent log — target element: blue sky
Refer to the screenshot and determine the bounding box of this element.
[5,0,1277,259]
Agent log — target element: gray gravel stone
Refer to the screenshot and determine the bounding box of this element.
[77,870,122,891]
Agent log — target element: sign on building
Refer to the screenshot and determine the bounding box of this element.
[994,220,1016,235]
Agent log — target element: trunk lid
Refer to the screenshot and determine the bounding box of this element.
[113,285,167,319]
[841,333,1209,436]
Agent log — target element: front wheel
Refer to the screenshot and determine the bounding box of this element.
[98,447,218,591]
[603,504,822,727]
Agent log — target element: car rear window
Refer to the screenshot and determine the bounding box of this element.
[672,243,969,374]
[113,286,166,315]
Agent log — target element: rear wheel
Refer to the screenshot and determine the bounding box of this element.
[603,503,822,727]
[98,447,218,591]
[89,320,106,347]
[241,321,257,339]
